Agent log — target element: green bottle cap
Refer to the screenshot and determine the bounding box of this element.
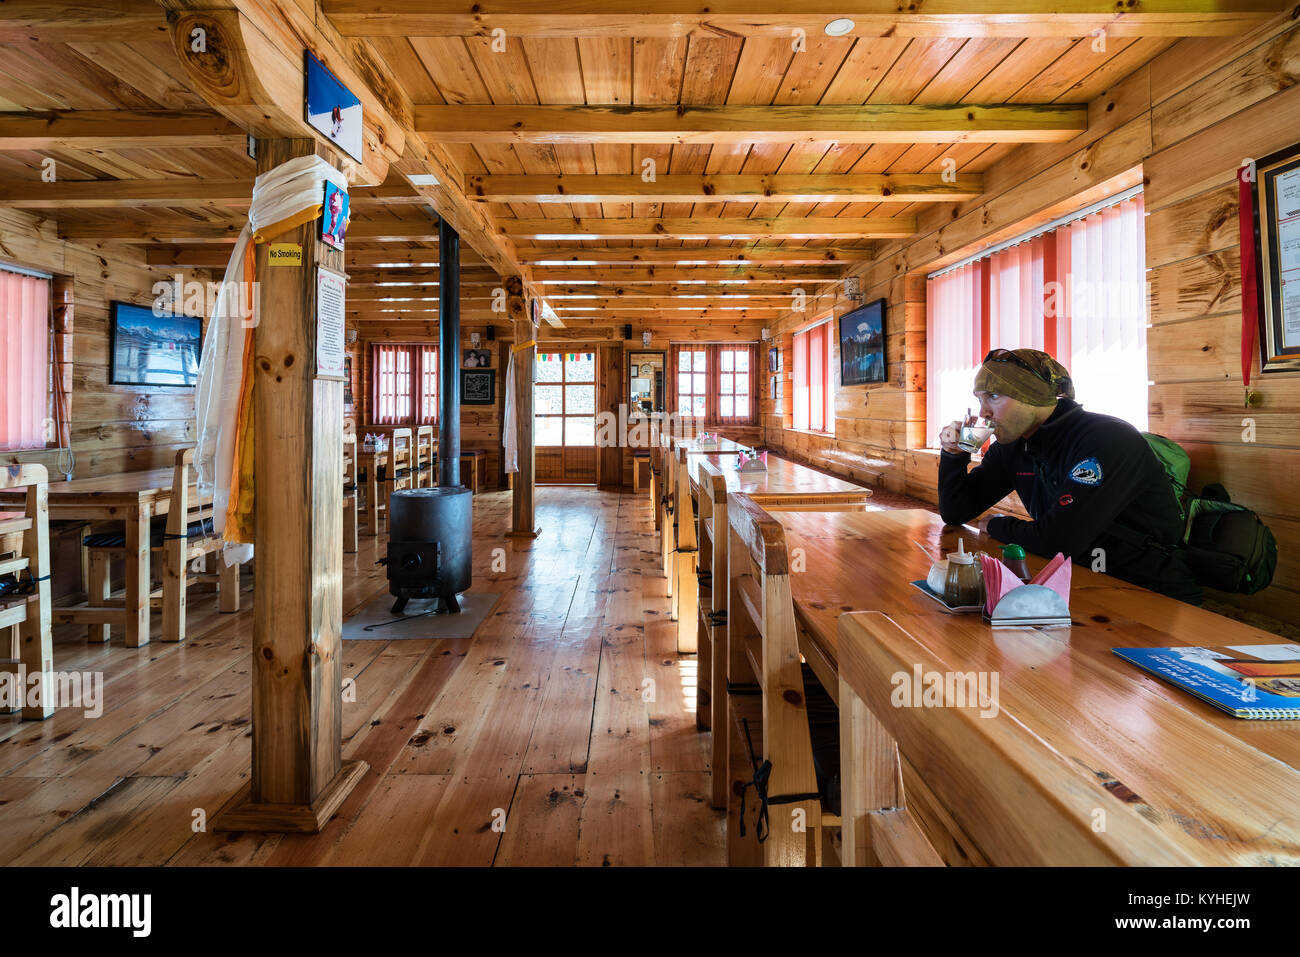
[1001,544,1026,560]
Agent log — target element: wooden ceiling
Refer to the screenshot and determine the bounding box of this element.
[0,1,1288,334]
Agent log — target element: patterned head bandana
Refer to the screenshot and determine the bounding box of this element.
[973,349,1075,407]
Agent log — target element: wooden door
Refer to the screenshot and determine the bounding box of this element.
[535,351,598,484]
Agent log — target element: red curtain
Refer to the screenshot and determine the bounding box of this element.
[0,270,49,451]
[792,322,832,432]
[926,192,1147,444]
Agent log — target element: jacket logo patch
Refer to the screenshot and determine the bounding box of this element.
[1069,457,1103,486]
[1058,493,1074,506]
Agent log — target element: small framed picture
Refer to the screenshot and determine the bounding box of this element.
[321,181,349,250]
[768,346,779,372]
[461,369,495,405]
[304,51,363,163]
[463,348,492,368]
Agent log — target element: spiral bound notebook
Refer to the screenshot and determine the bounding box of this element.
[1113,644,1300,719]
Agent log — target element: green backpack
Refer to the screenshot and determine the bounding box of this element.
[1140,433,1278,595]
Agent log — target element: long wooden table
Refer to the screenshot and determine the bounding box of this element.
[0,467,200,648]
[771,507,1300,866]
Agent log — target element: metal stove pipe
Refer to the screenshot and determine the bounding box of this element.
[438,215,461,485]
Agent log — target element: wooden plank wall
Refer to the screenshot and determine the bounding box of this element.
[0,208,210,477]
[763,10,1300,622]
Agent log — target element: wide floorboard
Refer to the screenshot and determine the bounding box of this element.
[0,486,724,866]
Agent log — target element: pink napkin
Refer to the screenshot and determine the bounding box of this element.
[979,554,1019,617]
[979,551,1072,616]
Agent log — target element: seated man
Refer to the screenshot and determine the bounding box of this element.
[937,348,1201,605]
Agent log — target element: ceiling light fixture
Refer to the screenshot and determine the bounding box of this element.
[824,18,855,36]
[408,174,440,186]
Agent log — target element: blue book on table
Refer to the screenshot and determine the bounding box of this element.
[1113,644,1300,719]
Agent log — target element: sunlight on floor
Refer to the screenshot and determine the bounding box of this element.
[679,657,698,713]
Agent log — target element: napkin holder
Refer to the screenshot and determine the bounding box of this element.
[737,450,767,472]
[983,584,1071,629]
[694,431,719,450]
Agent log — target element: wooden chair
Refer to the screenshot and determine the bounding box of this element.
[380,427,414,522]
[343,433,358,554]
[415,425,436,488]
[724,492,839,866]
[836,611,1196,866]
[79,449,238,645]
[160,449,239,643]
[0,465,53,720]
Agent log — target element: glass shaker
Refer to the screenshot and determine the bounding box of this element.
[944,539,985,607]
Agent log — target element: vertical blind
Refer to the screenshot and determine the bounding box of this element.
[926,192,1147,444]
[792,321,833,433]
[370,343,437,425]
[0,269,50,451]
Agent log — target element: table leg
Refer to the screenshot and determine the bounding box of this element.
[218,557,240,613]
[87,551,111,643]
[366,459,379,535]
[124,503,151,648]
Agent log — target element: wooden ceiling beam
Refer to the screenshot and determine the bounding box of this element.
[324,1,1279,39]
[533,266,843,282]
[146,246,491,269]
[515,246,873,265]
[468,173,983,204]
[0,179,251,208]
[548,298,815,310]
[541,284,830,297]
[0,1,170,43]
[416,104,1086,145]
[0,111,247,151]
[500,217,914,240]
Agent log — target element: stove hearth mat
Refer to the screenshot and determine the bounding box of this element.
[342,590,502,641]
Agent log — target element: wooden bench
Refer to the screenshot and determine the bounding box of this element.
[0,465,53,720]
[460,449,485,494]
[695,456,871,808]
[632,450,650,493]
[724,492,839,866]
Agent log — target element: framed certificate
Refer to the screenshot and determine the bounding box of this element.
[1252,143,1300,372]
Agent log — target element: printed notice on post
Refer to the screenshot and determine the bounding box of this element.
[317,267,346,379]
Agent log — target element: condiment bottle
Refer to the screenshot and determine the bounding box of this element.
[944,539,984,607]
[1001,543,1032,583]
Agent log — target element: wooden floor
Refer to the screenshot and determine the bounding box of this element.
[0,487,725,866]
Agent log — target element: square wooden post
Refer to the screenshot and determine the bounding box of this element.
[506,276,539,538]
[214,138,366,832]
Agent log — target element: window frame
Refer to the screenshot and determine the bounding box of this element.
[369,342,438,427]
[0,266,53,453]
[534,350,597,447]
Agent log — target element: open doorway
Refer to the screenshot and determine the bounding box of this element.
[534,350,597,483]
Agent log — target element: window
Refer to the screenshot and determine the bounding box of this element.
[793,321,834,433]
[676,349,707,418]
[370,343,437,425]
[926,188,1147,445]
[717,348,752,422]
[667,344,757,424]
[535,351,596,446]
[0,268,50,451]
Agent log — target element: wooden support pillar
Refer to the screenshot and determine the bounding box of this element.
[506,276,539,538]
[214,138,366,832]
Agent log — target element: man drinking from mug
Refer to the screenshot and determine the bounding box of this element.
[937,348,1201,604]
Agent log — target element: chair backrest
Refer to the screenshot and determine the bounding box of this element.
[343,433,356,486]
[391,427,413,466]
[726,491,820,866]
[835,611,1197,866]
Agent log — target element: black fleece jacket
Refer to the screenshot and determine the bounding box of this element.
[937,398,1202,604]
